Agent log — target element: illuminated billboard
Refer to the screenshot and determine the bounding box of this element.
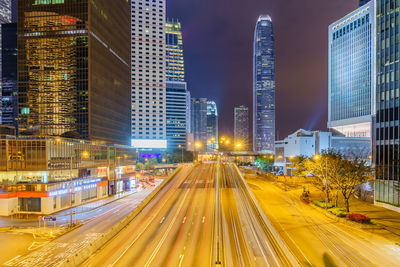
[131,139,167,149]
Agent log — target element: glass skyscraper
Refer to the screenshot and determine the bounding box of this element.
[328,2,375,138]
[165,18,189,150]
[18,0,131,145]
[0,0,11,124]
[166,18,184,82]
[234,105,249,151]
[1,23,17,126]
[375,0,400,208]
[206,101,218,151]
[253,15,275,153]
[191,98,207,152]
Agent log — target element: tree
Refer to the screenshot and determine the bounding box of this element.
[330,157,372,212]
[254,155,274,171]
[136,162,145,171]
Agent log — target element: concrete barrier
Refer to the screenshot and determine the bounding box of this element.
[58,166,183,267]
[233,164,300,266]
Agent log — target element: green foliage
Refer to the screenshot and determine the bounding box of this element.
[329,207,348,217]
[254,155,274,171]
[313,200,335,209]
[292,150,373,212]
[136,162,145,171]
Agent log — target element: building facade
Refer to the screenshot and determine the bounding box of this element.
[165,18,184,82]
[253,15,275,154]
[375,0,400,209]
[0,0,12,124]
[1,23,17,127]
[206,101,218,151]
[17,0,131,145]
[328,2,375,138]
[165,18,189,150]
[131,0,167,149]
[275,129,371,168]
[166,81,187,150]
[234,105,249,151]
[0,135,137,215]
[191,98,207,152]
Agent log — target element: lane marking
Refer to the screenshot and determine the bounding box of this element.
[178,254,185,267]
[182,217,186,224]
[160,217,165,224]
[202,216,205,223]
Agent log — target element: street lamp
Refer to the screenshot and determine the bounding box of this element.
[178,144,184,163]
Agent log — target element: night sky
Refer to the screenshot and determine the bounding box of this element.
[167,0,358,140]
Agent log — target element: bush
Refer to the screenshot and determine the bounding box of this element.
[329,207,348,217]
[346,213,370,223]
[313,200,335,209]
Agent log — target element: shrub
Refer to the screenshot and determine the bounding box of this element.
[328,207,348,217]
[313,200,335,209]
[346,213,370,223]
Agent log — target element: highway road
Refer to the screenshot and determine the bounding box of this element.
[84,163,216,267]
[218,164,297,267]
[83,162,298,267]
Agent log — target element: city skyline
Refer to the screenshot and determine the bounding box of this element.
[167,0,359,138]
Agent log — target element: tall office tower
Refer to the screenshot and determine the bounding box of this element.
[234,105,249,151]
[18,0,131,145]
[166,18,184,82]
[165,18,188,150]
[166,81,188,150]
[131,0,167,149]
[328,1,375,138]
[359,0,370,6]
[375,1,400,208]
[0,0,11,124]
[191,98,207,151]
[1,23,16,126]
[253,15,275,153]
[206,101,218,151]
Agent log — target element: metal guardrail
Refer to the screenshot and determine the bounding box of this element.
[57,166,184,267]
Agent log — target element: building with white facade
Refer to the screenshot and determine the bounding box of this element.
[328,2,375,138]
[275,129,371,168]
[131,0,167,149]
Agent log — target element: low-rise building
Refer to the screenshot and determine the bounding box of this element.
[275,129,371,169]
[0,136,136,216]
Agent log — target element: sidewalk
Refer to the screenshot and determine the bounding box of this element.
[262,174,400,244]
[0,183,158,228]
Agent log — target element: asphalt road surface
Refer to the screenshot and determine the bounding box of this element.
[83,162,297,267]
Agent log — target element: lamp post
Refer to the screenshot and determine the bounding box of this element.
[178,144,183,163]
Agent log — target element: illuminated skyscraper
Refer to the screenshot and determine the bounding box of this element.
[191,98,207,152]
[0,0,11,124]
[253,15,275,153]
[328,2,374,138]
[375,0,400,208]
[165,18,188,150]
[131,0,167,149]
[166,18,184,82]
[207,101,218,151]
[234,105,249,151]
[18,0,131,145]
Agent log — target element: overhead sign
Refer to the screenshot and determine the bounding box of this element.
[43,216,56,221]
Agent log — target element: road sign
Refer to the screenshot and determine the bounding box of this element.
[43,216,56,221]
